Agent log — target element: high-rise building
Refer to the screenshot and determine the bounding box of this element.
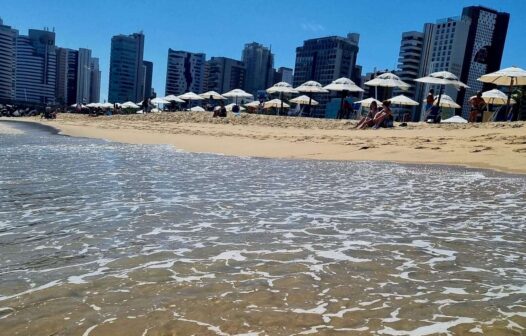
[165,49,205,96]
[293,33,361,117]
[108,32,145,103]
[89,57,101,103]
[0,19,16,101]
[205,57,245,93]
[241,42,274,95]
[394,31,425,120]
[275,67,293,85]
[143,60,153,99]
[76,48,91,105]
[14,29,57,104]
[457,6,510,118]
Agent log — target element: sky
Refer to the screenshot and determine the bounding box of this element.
[2,0,525,102]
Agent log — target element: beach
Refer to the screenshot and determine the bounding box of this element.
[15,112,526,174]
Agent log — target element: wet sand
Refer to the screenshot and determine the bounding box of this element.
[12,113,526,174]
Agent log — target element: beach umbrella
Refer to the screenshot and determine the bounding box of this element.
[199,91,226,100]
[121,101,139,109]
[244,101,261,107]
[266,82,298,115]
[355,97,382,108]
[478,67,526,120]
[289,95,319,105]
[222,89,253,105]
[295,81,328,116]
[164,95,185,103]
[178,92,204,108]
[442,115,468,123]
[190,106,205,112]
[475,89,517,105]
[425,94,461,109]
[414,71,468,114]
[388,94,419,106]
[263,99,290,109]
[151,97,169,111]
[323,77,364,119]
[100,102,113,109]
[364,72,411,100]
[225,103,246,112]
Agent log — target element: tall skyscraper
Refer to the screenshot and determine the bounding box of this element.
[89,57,101,103]
[143,60,153,99]
[293,33,361,117]
[0,19,16,101]
[275,67,293,85]
[241,42,274,95]
[394,31,425,120]
[76,48,91,104]
[108,32,145,103]
[165,49,205,96]
[14,29,57,103]
[205,57,245,93]
[457,6,509,118]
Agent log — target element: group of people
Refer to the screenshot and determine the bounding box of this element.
[355,100,393,129]
[423,88,488,123]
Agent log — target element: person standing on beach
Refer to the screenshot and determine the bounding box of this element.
[425,89,435,114]
[469,91,486,122]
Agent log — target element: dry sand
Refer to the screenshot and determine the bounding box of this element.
[11,112,526,174]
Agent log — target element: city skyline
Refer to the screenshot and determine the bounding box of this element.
[1,0,524,102]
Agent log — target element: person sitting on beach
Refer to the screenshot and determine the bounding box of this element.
[232,104,240,115]
[469,91,486,123]
[371,100,392,129]
[356,101,378,129]
[213,102,227,118]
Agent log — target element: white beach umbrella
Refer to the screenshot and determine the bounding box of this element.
[121,101,139,109]
[388,94,419,106]
[164,95,185,103]
[190,106,206,112]
[478,67,526,118]
[245,101,261,107]
[295,81,328,115]
[427,94,461,109]
[151,97,170,105]
[225,103,246,112]
[178,92,204,101]
[100,102,113,109]
[266,82,298,115]
[289,95,319,106]
[199,91,226,100]
[442,115,468,124]
[364,72,411,89]
[263,99,290,109]
[222,89,253,104]
[471,89,517,105]
[86,103,98,108]
[415,71,468,115]
[355,97,382,108]
[324,77,364,119]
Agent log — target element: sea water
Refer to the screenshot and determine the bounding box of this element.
[0,121,525,335]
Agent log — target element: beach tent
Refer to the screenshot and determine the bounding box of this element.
[442,116,468,123]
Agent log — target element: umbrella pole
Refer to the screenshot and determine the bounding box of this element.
[279,92,282,116]
[308,95,312,117]
[506,79,514,121]
[338,91,346,119]
[436,85,443,115]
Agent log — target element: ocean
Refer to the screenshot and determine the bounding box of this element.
[0,121,525,335]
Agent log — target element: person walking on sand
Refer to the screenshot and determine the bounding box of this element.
[469,91,486,123]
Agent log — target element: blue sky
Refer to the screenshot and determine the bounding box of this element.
[2,0,524,102]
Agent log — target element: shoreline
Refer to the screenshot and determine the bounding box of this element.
[3,114,526,175]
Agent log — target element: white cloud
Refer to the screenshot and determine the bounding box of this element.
[301,23,325,32]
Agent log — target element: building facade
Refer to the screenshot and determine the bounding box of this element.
[394,31,424,120]
[457,6,510,118]
[0,19,16,101]
[293,33,361,117]
[205,57,245,93]
[89,57,101,103]
[241,42,274,95]
[76,48,91,104]
[108,32,145,103]
[143,60,153,99]
[165,49,205,96]
[14,29,57,104]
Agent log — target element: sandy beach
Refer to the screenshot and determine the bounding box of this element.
[9,112,526,174]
